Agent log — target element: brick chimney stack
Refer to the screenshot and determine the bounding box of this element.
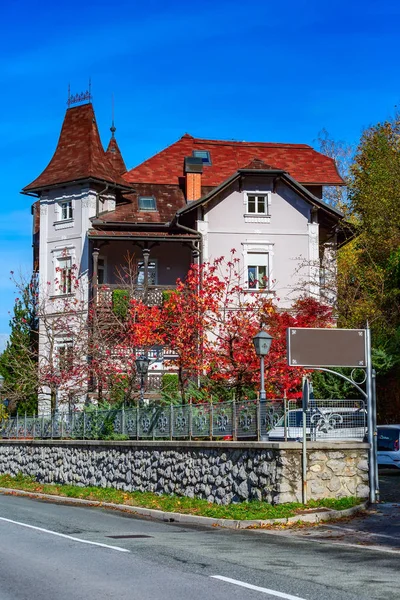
[184,157,203,202]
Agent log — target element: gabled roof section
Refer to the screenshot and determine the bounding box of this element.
[176,167,344,220]
[106,137,127,175]
[23,103,131,193]
[124,134,344,187]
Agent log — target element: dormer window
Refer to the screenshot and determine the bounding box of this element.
[192,150,211,165]
[61,200,73,220]
[138,196,157,211]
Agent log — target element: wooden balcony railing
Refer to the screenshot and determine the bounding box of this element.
[97,284,175,307]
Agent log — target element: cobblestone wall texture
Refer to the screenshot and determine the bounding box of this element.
[0,443,369,504]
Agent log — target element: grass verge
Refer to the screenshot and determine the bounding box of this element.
[0,473,362,521]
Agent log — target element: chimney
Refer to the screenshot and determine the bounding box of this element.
[184,157,203,202]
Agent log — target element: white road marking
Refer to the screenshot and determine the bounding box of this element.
[320,524,400,540]
[211,575,306,600]
[0,516,130,553]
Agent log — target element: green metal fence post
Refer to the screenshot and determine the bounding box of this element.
[232,399,237,441]
[189,397,192,441]
[209,399,213,441]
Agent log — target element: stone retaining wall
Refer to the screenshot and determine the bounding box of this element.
[0,440,369,504]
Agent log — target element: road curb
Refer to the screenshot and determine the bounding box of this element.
[0,487,368,529]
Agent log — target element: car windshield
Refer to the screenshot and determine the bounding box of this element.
[377,429,400,451]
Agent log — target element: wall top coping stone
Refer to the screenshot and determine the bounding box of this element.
[0,439,369,451]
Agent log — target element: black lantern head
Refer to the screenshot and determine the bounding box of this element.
[135,355,150,376]
[252,330,273,357]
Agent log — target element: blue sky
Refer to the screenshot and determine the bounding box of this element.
[0,0,399,346]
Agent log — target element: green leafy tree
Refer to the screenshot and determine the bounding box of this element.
[334,113,400,418]
[0,276,39,414]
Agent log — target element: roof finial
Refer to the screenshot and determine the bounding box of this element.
[67,78,92,108]
[110,93,116,138]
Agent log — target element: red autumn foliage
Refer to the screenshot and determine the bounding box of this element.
[91,256,333,401]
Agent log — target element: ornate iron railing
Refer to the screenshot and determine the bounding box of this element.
[97,284,175,307]
[0,399,367,441]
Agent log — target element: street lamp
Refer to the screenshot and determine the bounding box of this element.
[135,355,150,407]
[253,330,273,440]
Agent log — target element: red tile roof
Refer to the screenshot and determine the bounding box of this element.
[95,184,185,225]
[23,104,131,192]
[106,136,127,175]
[124,134,343,186]
[242,158,279,170]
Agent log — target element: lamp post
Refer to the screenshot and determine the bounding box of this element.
[253,330,273,441]
[135,355,150,407]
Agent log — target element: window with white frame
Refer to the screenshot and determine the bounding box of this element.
[57,341,74,373]
[247,252,269,290]
[243,242,274,291]
[60,200,73,220]
[246,192,271,215]
[57,255,72,294]
[243,193,271,224]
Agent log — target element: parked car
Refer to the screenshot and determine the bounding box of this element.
[268,406,367,441]
[377,425,400,470]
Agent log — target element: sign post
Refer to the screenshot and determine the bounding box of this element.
[302,377,309,504]
[287,327,378,504]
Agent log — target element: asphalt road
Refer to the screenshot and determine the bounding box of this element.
[379,468,400,503]
[0,494,399,600]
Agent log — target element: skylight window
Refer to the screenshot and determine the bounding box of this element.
[193,150,212,165]
[138,196,157,211]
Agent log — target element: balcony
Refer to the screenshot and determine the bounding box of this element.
[97,284,175,308]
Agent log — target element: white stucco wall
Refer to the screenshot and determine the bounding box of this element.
[37,184,113,412]
[197,176,319,306]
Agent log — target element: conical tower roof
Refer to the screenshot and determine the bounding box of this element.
[106,136,126,175]
[23,103,132,193]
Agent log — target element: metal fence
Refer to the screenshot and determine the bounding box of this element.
[282,399,367,441]
[0,398,367,442]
